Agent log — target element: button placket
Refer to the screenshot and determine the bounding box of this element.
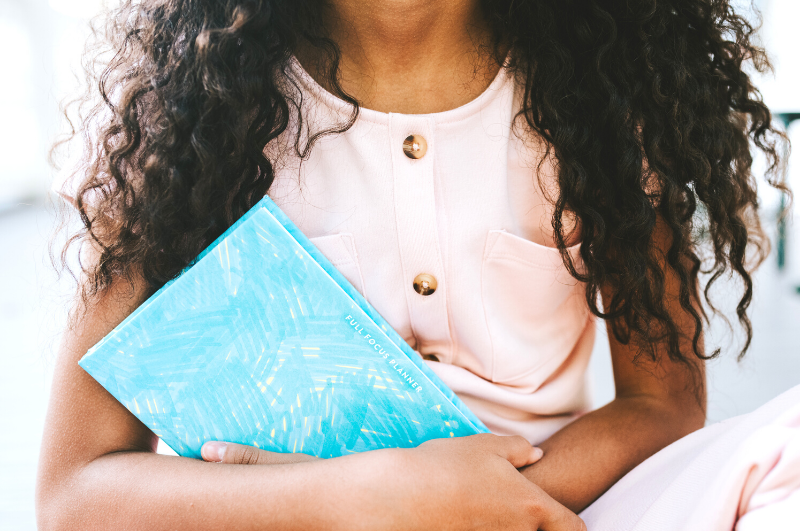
[390,116,453,362]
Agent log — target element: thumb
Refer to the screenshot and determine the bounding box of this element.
[201,441,319,465]
[479,434,544,468]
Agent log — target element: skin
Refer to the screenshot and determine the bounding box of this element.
[520,218,707,511]
[37,0,705,528]
[293,0,510,114]
[36,253,582,531]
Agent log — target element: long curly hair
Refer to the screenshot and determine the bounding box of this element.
[56,0,789,365]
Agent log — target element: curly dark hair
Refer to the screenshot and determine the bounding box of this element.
[56,0,789,366]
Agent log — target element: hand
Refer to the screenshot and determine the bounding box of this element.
[201,440,320,465]
[201,434,585,530]
[383,434,586,531]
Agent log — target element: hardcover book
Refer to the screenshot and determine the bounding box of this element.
[79,195,489,459]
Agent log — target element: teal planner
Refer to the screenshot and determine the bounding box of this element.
[79,195,489,459]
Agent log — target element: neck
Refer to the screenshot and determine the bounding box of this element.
[294,0,508,114]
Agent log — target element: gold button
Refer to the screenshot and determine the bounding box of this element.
[413,273,437,296]
[403,135,428,159]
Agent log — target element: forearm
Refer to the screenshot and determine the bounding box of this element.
[521,395,705,513]
[39,448,393,531]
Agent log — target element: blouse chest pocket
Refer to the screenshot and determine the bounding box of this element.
[308,233,368,300]
[481,230,588,386]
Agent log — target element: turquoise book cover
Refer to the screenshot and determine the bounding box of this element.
[79,196,489,459]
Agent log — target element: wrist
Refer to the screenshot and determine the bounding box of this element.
[302,447,409,531]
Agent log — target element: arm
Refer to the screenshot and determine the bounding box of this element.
[520,221,706,513]
[36,269,583,531]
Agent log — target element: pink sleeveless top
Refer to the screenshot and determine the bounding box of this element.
[266,58,596,444]
[54,57,596,444]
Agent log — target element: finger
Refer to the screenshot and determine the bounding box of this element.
[201,441,319,465]
[480,434,544,468]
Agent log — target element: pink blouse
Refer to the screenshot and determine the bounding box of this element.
[266,57,596,444]
[55,56,597,444]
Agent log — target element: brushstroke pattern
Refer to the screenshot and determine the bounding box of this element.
[80,202,486,459]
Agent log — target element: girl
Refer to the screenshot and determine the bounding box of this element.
[37,0,786,529]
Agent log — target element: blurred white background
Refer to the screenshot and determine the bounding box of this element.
[0,0,798,529]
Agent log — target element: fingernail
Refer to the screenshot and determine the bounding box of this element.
[201,441,227,462]
[532,447,544,460]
